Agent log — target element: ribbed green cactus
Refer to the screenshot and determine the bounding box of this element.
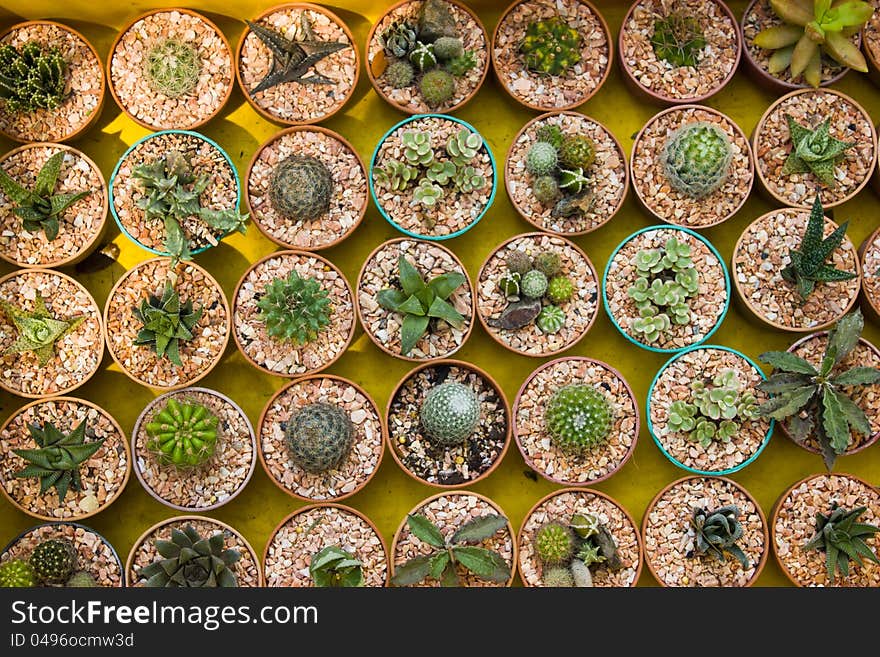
[419,382,480,447]
[536,305,565,334]
[285,402,354,473]
[542,566,574,587]
[133,282,204,367]
[0,293,85,367]
[559,135,596,170]
[0,42,66,113]
[419,69,455,107]
[661,122,733,198]
[534,521,575,565]
[651,11,706,67]
[66,570,96,587]
[531,175,560,204]
[545,384,613,455]
[145,397,219,469]
[547,276,574,304]
[255,270,332,345]
[498,271,521,297]
[30,539,76,585]
[519,16,582,76]
[520,270,548,298]
[144,38,201,98]
[384,60,414,88]
[409,42,436,71]
[268,155,333,222]
[525,141,558,176]
[0,559,37,587]
[782,114,855,188]
[559,167,589,195]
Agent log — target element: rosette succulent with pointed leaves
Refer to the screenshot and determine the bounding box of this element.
[758,309,880,470]
[661,122,732,198]
[0,42,66,113]
[140,525,240,587]
[145,398,219,469]
[268,155,333,222]
[536,124,564,150]
[133,282,203,367]
[0,294,85,366]
[519,16,582,76]
[420,381,480,447]
[285,402,354,473]
[651,8,706,67]
[30,539,76,584]
[255,270,332,345]
[309,546,364,587]
[782,114,855,187]
[689,505,749,568]
[534,522,576,565]
[379,19,418,58]
[803,503,880,581]
[545,384,614,455]
[445,50,477,77]
[0,559,37,587]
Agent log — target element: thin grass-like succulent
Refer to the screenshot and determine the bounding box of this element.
[782,115,855,187]
[689,505,750,568]
[803,503,880,581]
[0,293,85,366]
[0,42,66,113]
[132,282,204,367]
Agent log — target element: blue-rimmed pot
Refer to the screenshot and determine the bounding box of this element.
[646,345,773,476]
[109,129,243,257]
[1,522,125,587]
[602,224,730,353]
[369,114,497,241]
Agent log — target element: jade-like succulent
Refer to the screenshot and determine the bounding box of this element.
[0,42,66,113]
[498,271,521,297]
[419,69,455,106]
[689,505,749,568]
[144,38,201,98]
[803,503,880,581]
[30,539,76,585]
[661,122,732,198]
[0,294,85,366]
[139,525,240,587]
[534,521,576,565]
[445,50,477,77]
[433,36,463,61]
[519,16,582,76]
[427,160,456,185]
[285,402,354,473]
[535,124,564,150]
[545,384,614,455]
[0,150,90,241]
[536,305,565,334]
[559,167,589,195]
[409,42,437,71]
[374,159,419,191]
[532,175,560,204]
[309,545,364,587]
[412,178,444,208]
[268,155,333,222]
[520,269,548,298]
[145,398,219,469]
[534,251,562,277]
[66,571,96,587]
[402,131,434,166]
[0,559,37,587]
[525,141,558,176]
[758,309,880,470]
[782,114,855,188]
[651,10,706,67]
[558,135,596,170]
[255,270,332,345]
[446,128,482,165]
[451,165,485,194]
[133,282,203,367]
[419,381,480,447]
[379,19,418,58]
[547,276,574,304]
[384,59,415,88]
[506,250,532,276]
[542,566,574,587]
[753,0,873,88]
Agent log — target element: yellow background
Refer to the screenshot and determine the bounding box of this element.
[1,0,879,587]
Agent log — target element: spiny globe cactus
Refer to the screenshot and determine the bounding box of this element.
[145,398,219,469]
[545,384,613,455]
[525,141,558,176]
[542,565,574,587]
[419,69,455,107]
[419,381,480,447]
[66,570,96,587]
[532,175,560,204]
[140,525,240,587]
[409,42,437,71]
[534,251,562,277]
[661,122,733,198]
[651,11,706,68]
[0,42,67,113]
[0,559,37,587]
[520,270,548,298]
[505,250,532,276]
[268,155,333,222]
[285,402,354,473]
[547,276,574,304]
[520,16,582,76]
[559,135,596,170]
[384,60,415,88]
[536,305,565,334]
[535,124,564,150]
[144,38,201,98]
[534,521,575,565]
[30,539,76,585]
[256,270,332,345]
[433,36,463,61]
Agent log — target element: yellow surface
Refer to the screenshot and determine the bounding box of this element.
[0,0,879,587]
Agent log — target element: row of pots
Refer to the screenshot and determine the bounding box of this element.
[4,472,877,588]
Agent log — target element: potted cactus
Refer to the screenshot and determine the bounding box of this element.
[369,114,495,240]
[752,88,876,209]
[0,522,124,588]
[257,375,385,502]
[385,359,510,487]
[504,111,628,236]
[263,503,389,587]
[513,357,639,486]
[127,516,262,587]
[772,473,880,587]
[742,0,873,92]
[366,0,489,114]
[110,130,248,261]
[492,0,612,111]
[108,9,234,130]
[477,233,599,357]
[647,346,773,475]
[131,388,257,512]
[236,3,359,125]
[630,105,754,229]
[517,489,643,587]
[618,0,741,105]
[357,238,474,361]
[391,491,515,587]
[643,475,769,587]
[0,21,105,142]
[103,258,230,390]
[245,126,367,251]
[0,268,103,398]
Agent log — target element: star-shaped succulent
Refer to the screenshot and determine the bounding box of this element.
[782,114,855,187]
[0,294,85,365]
[245,13,350,95]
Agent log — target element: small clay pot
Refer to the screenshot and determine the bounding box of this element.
[858,225,880,322]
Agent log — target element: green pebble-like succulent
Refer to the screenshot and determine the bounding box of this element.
[520,16,581,76]
[384,59,415,88]
[506,250,532,275]
[268,155,333,222]
[520,269,548,298]
[525,141,558,176]
[545,384,614,455]
[30,539,76,585]
[409,42,437,71]
[374,159,419,191]
[433,36,463,61]
[285,402,354,473]
[547,276,574,304]
[661,122,733,198]
[0,559,37,587]
[559,135,596,170]
[536,305,565,334]
[419,69,455,107]
[402,131,434,167]
[534,521,576,565]
[145,397,219,469]
[256,270,332,346]
[419,381,480,447]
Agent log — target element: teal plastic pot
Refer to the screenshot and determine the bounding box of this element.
[646,344,773,476]
[602,225,730,353]
[369,114,497,241]
[109,129,242,257]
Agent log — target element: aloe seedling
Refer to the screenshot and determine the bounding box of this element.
[803,503,880,581]
[132,282,204,367]
[782,115,855,187]
[0,293,85,366]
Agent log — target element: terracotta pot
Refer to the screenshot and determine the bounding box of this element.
[642,475,769,587]
[732,208,861,332]
[244,126,367,251]
[262,502,389,587]
[107,8,234,131]
[257,374,386,502]
[103,257,231,391]
[390,490,517,587]
[491,0,613,112]
[365,0,490,115]
[355,237,475,362]
[384,359,511,488]
[0,397,130,522]
[751,88,877,210]
[236,3,360,126]
[231,249,355,377]
[858,226,880,322]
[131,387,257,512]
[617,0,742,106]
[517,487,643,587]
[0,21,105,143]
[512,356,639,486]
[504,111,628,235]
[0,143,108,268]
[863,18,880,87]
[126,515,263,587]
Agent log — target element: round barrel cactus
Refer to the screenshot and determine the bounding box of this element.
[0,559,37,587]
[29,538,77,585]
[419,382,480,447]
[520,270,548,298]
[534,521,575,565]
[661,122,732,199]
[525,141,558,176]
[285,402,354,473]
[543,566,575,587]
[269,155,334,221]
[545,384,613,454]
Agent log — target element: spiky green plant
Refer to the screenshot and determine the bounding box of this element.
[0,559,37,587]
[255,270,332,345]
[520,269,548,298]
[0,150,90,241]
[377,255,466,355]
[498,271,521,297]
[309,546,364,587]
[0,294,85,366]
[689,505,750,568]
[525,141,558,176]
[0,42,66,113]
[534,251,562,277]
[780,196,856,300]
[758,309,880,470]
[391,514,510,587]
[384,59,415,88]
[545,384,614,455]
[661,122,733,198]
[444,50,477,77]
[378,19,418,58]
[29,539,76,584]
[506,250,532,276]
[559,167,589,195]
[139,525,240,587]
[547,276,574,304]
[268,155,333,222]
[782,115,855,187]
[536,305,565,334]
[535,124,564,150]
[543,565,574,587]
[433,37,463,61]
[519,16,582,76]
[144,38,201,98]
[145,398,219,469]
[651,10,706,67]
[534,521,576,565]
[532,175,559,204]
[419,381,480,447]
[133,282,203,367]
[558,135,596,170]
[285,402,354,473]
[419,69,455,106]
[803,503,880,582]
